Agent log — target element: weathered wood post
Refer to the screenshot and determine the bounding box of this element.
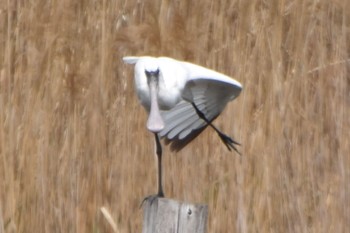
[142,198,208,233]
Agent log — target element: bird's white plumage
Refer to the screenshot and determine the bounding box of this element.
[123,56,242,141]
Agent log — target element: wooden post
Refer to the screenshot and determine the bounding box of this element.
[142,198,208,233]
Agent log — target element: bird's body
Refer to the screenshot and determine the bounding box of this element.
[123,56,242,200]
[124,56,242,143]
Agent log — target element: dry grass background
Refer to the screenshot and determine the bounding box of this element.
[1,0,349,232]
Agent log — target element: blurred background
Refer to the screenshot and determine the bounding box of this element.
[1,0,349,232]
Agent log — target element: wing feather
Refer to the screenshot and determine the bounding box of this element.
[167,113,202,139]
[164,112,198,139]
[159,61,242,149]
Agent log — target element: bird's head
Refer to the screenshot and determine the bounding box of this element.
[145,69,160,82]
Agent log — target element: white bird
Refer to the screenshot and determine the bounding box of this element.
[123,56,242,199]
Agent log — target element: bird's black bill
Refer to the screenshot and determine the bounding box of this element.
[191,102,241,155]
[147,77,164,133]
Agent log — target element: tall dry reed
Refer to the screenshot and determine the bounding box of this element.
[1,0,349,232]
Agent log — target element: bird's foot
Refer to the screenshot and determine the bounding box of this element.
[140,192,164,208]
[217,131,241,155]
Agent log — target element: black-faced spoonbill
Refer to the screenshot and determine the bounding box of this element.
[123,56,242,199]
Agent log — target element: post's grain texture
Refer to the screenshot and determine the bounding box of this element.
[142,198,208,233]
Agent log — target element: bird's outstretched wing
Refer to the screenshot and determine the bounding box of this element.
[159,60,242,150]
[122,56,140,64]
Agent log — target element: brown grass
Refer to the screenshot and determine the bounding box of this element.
[1,0,349,232]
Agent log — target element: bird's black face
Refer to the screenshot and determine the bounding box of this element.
[145,69,160,86]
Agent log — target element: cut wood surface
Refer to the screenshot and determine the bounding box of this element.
[142,198,208,233]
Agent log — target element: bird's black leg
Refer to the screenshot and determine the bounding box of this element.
[154,133,164,197]
[140,133,164,207]
[191,102,241,155]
